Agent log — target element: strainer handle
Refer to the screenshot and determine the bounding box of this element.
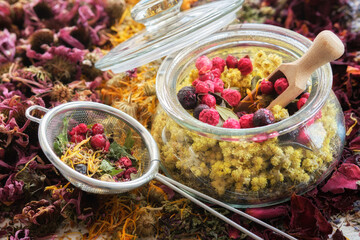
[25,105,49,124]
[155,174,297,240]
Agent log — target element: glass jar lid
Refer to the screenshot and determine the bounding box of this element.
[95,0,244,73]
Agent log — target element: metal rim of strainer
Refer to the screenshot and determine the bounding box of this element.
[27,101,160,192]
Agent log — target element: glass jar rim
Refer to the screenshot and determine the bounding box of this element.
[156,23,333,139]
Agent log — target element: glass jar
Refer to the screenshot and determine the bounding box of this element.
[152,23,345,207]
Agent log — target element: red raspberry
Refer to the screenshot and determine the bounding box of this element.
[92,123,104,135]
[222,118,240,129]
[196,55,213,74]
[195,81,214,93]
[71,134,85,143]
[274,77,289,95]
[226,55,238,68]
[205,80,215,92]
[221,89,241,107]
[104,140,110,152]
[199,109,220,126]
[260,80,274,95]
[238,57,253,76]
[297,97,307,110]
[201,94,216,108]
[118,156,132,168]
[193,104,210,119]
[192,79,200,87]
[297,128,310,145]
[301,92,310,99]
[90,134,107,150]
[211,68,222,78]
[214,78,224,93]
[124,167,138,179]
[199,71,214,81]
[212,57,226,72]
[239,114,254,128]
[69,123,89,136]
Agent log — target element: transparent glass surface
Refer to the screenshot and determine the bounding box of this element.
[152,24,346,207]
[95,0,244,73]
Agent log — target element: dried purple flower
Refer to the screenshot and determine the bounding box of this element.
[58,27,86,50]
[0,1,12,30]
[0,29,16,64]
[0,173,24,206]
[9,229,31,240]
[23,0,79,36]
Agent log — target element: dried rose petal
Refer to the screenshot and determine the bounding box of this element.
[321,163,360,194]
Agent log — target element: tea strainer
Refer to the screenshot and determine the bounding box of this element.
[26,101,296,240]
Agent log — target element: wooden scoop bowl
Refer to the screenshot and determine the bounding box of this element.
[235,30,345,112]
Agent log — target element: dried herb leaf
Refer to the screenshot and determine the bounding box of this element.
[215,106,239,121]
[251,75,262,90]
[99,160,123,176]
[107,141,135,161]
[124,130,135,149]
[53,116,70,155]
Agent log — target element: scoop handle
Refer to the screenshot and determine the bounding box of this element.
[295,30,344,78]
[25,105,49,124]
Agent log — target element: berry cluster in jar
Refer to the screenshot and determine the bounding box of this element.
[177,54,311,129]
[54,121,139,182]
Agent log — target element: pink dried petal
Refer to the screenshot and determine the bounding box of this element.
[245,205,289,219]
[0,174,24,205]
[0,29,16,64]
[58,27,85,49]
[321,163,360,194]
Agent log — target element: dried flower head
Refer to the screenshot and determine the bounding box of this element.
[112,95,138,118]
[135,209,156,237]
[33,1,53,20]
[50,82,73,103]
[70,26,91,48]
[30,29,54,54]
[104,0,126,26]
[144,82,156,96]
[44,55,77,83]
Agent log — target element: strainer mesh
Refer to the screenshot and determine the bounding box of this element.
[45,108,151,181]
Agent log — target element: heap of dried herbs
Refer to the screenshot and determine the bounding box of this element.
[0,0,359,239]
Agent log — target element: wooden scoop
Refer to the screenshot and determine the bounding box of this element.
[235,30,345,112]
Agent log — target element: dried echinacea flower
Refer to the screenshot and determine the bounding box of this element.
[44,55,77,83]
[33,1,54,20]
[50,82,73,103]
[29,29,54,54]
